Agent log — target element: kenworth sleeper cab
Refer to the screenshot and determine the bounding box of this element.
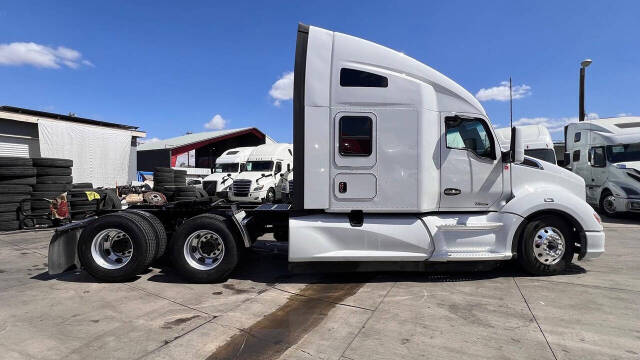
[47,24,604,283]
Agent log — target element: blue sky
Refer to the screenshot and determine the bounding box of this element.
[0,1,638,142]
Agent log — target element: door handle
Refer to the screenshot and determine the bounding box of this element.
[444,188,461,196]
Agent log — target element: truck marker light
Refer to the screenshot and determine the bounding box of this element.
[593,212,602,224]
[339,182,347,193]
[504,165,509,170]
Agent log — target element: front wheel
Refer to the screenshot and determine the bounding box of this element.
[263,187,276,204]
[171,214,238,283]
[518,216,574,275]
[599,190,618,217]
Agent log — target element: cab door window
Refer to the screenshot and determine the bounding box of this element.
[274,161,282,174]
[589,147,606,167]
[445,117,496,159]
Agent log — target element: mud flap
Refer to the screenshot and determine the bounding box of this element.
[48,217,95,274]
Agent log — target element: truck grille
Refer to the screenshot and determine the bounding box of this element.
[202,181,217,196]
[233,179,251,197]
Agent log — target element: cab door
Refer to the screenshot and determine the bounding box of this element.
[587,146,607,202]
[439,114,503,210]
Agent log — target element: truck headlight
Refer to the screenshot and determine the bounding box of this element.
[253,185,264,191]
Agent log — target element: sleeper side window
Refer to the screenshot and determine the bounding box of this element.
[573,150,581,162]
[574,132,582,142]
[445,117,496,159]
[340,68,388,88]
[339,116,373,156]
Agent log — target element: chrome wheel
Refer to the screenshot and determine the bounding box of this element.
[532,226,565,265]
[183,230,225,270]
[91,229,133,269]
[603,195,617,215]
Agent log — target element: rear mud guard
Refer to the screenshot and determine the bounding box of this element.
[48,217,96,275]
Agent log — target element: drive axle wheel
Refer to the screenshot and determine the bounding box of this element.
[171,214,238,283]
[518,216,574,276]
[78,213,156,282]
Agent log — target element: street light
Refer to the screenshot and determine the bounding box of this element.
[579,59,592,122]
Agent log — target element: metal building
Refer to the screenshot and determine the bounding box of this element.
[136,128,274,171]
[0,106,146,187]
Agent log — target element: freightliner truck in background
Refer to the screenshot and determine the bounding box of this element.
[47,24,605,283]
[201,147,255,198]
[496,125,557,164]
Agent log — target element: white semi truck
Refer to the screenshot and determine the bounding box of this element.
[496,125,557,164]
[47,24,604,283]
[565,116,640,216]
[200,147,255,198]
[227,143,293,204]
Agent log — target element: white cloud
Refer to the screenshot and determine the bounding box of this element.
[204,114,227,130]
[0,42,92,69]
[138,137,161,144]
[475,81,531,102]
[617,113,631,117]
[269,71,294,106]
[514,113,598,133]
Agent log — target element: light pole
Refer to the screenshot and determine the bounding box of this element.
[579,59,592,122]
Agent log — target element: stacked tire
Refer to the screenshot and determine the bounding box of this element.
[68,183,97,221]
[174,169,187,186]
[172,186,200,201]
[31,158,73,227]
[153,167,175,201]
[0,157,34,231]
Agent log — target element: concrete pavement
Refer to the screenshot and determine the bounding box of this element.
[0,217,638,359]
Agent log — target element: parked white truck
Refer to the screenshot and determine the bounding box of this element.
[565,116,640,216]
[228,143,293,203]
[48,24,604,284]
[496,125,557,164]
[200,147,254,198]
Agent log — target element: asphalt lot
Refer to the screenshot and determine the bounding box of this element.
[0,216,638,360]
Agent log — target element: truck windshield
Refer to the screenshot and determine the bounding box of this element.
[606,143,640,163]
[245,161,274,172]
[524,149,556,164]
[214,163,239,173]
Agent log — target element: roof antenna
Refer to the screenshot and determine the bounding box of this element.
[509,77,513,129]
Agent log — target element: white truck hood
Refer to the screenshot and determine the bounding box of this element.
[614,161,640,172]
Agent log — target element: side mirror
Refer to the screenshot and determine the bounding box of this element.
[261,173,266,177]
[287,164,291,172]
[511,127,525,164]
[280,173,285,178]
[227,173,232,177]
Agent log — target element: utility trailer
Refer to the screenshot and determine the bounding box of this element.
[48,24,605,283]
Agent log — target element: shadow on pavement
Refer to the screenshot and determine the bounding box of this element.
[32,240,587,285]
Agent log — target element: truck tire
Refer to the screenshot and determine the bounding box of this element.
[126,210,167,259]
[170,214,238,283]
[0,202,30,212]
[0,220,20,231]
[0,176,36,185]
[72,182,93,189]
[599,190,618,217]
[32,158,73,168]
[518,216,574,276]
[0,167,36,177]
[36,176,73,184]
[0,194,30,204]
[36,167,72,176]
[78,213,156,282]
[0,157,32,167]
[0,185,32,194]
[263,188,276,204]
[33,184,73,192]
